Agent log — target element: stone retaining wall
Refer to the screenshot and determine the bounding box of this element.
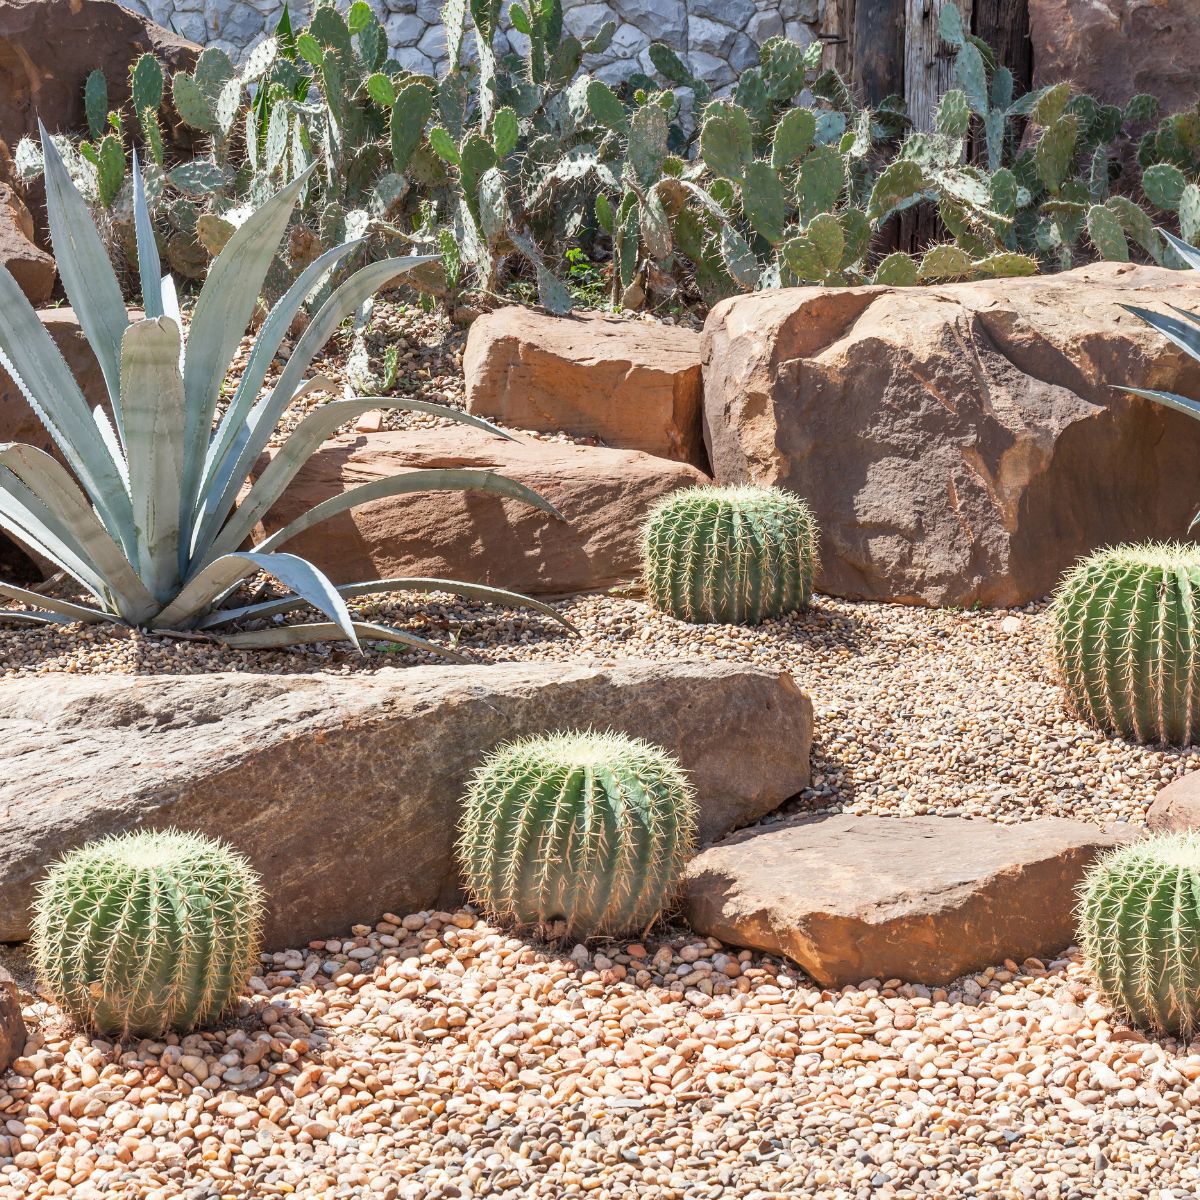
[116,0,823,85]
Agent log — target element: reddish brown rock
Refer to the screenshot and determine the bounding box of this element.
[0,661,812,948]
[0,0,199,153]
[464,307,706,467]
[0,174,53,304]
[1147,772,1200,833]
[1029,0,1200,112]
[702,263,1200,607]
[0,967,24,1072]
[255,426,710,595]
[684,814,1135,986]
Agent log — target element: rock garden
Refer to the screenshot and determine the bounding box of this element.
[6,1,1200,1198]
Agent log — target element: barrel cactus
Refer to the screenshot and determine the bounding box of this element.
[642,485,819,625]
[1051,542,1200,746]
[1078,833,1200,1036]
[32,830,264,1037]
[457,731,697,938]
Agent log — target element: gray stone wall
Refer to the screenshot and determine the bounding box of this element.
[116,0,823,85]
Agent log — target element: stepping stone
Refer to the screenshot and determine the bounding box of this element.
[0,661,811,949]
[684,814,1134,986]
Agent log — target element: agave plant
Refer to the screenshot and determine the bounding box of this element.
[1119,229,1200,482]
[0,126,568,654]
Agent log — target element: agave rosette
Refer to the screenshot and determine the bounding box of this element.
[0,126,570,656]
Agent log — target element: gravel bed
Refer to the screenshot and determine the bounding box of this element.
[3,908,1199,1200]
[2,590,1191,828]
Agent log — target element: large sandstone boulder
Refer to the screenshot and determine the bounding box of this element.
[464,307,707,467]
[1029,0,1200,112]
[684,814,1133,986]
[702,263,1200,607]
[0,661,812,948]
[0,0,198,154]
[1147,772,1200,833]
[255,426,709,594]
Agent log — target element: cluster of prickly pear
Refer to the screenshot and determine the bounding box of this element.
[457,731,697,938]
[1078,834,1200,1036]
[642,486,819,625]
[1051,543,1200,746]
[864,4,1173,280]
[1134,101,1200,245]
[434,0,619,312]
[32,830,264,1038]
[587,35,875,307]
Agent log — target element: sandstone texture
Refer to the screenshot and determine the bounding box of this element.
[683,814,1134,986]
[702,263,1200,607]
[464,307,706,466]
[0,660,812,947]
[0,174,53,303]
[0,967,24,1073]
[255,426,708,595]
[1029,0,1200,112]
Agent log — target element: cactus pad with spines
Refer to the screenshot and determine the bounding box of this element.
[1052,543,1200,746]
[1078,833,1200,1036]
[32,830,264,1037]
[642,486,819,625]
[457,731,697,938]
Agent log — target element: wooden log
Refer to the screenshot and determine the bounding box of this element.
[905,0,972,132]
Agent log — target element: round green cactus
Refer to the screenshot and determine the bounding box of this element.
[1078,833,1200,1036]
[457,731,697,938]
[32,829,264,1038]
[1051,542,1200,746]
[642,485,819,625]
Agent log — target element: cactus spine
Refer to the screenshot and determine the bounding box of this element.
[1078,834,1200,1036]
[457,731,697,938]
[1051,543,1200,746]
[32,830,264,1037]
[642,486,819,625]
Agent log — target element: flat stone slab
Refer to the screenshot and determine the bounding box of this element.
[0,661,811,949]
[1148,772,1200,833]
[684,814,1133,986]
